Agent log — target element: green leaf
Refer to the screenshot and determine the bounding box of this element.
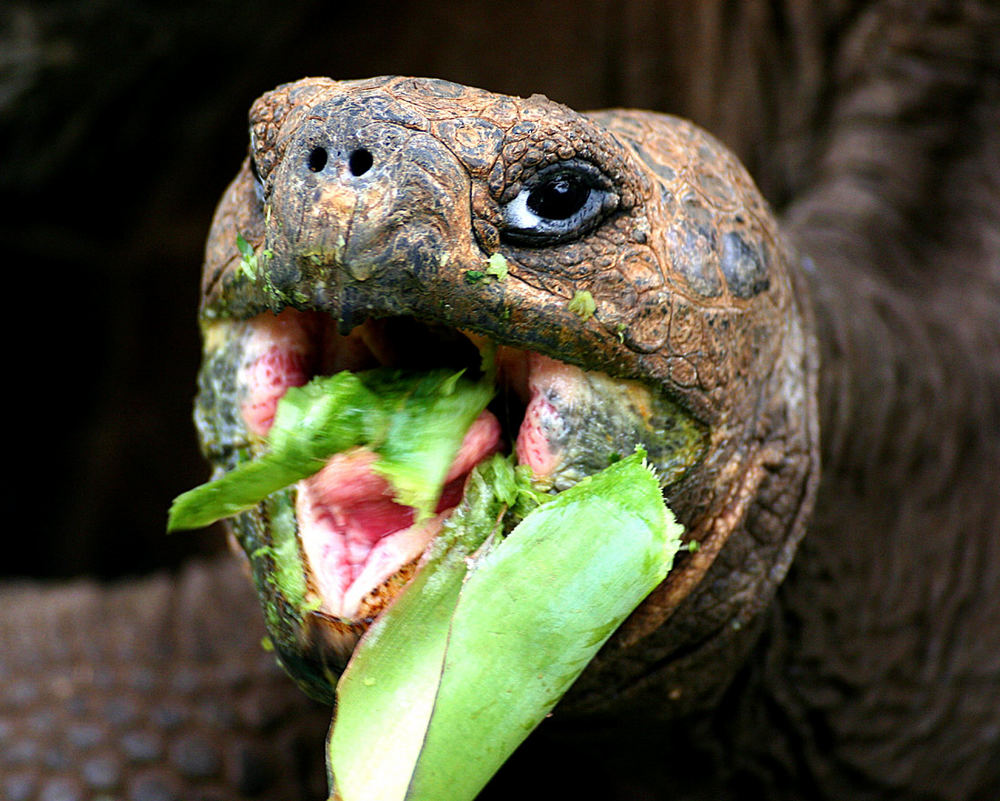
[327,455,519,801]
[167,368,493,531]
[328,451,683,801]
[365,370,495,520]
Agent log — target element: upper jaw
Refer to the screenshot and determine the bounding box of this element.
[206,158,650,399]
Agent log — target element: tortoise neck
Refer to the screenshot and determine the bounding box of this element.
[788,221,1000,508]
[764,105,1000,775]
[776,20,1000,499]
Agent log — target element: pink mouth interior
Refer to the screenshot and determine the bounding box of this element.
[295,413,501,617]
[237,310,574,620]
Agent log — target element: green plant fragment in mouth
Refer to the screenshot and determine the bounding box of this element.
[167,366,494,531]
[327,449,683,801]
[169,347,684,801]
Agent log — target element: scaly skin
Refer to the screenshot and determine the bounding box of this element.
[0,560,329,799]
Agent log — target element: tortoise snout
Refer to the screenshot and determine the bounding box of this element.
[254,92,480,318]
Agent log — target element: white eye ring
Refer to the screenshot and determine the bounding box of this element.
[501,164,617,246]
[505,190,544,230]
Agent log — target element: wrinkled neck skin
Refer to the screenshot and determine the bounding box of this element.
[721,11,1000,796]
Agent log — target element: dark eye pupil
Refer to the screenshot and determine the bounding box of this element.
[526,175,590,220]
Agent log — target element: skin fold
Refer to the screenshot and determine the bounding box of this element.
[4,2,999,800]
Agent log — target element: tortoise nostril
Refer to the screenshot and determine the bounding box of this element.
[348,148,373,177]
[308,146,328,173]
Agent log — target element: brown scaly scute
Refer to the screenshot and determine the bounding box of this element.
[194,76,819,712]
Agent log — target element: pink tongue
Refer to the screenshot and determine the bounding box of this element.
[302,451,468,556]
[302,410,502,583]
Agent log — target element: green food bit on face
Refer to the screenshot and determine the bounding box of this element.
[167,367,494,531]
[236,232,258,280]
[328,450,683,801]
[466,254,508,285]
[301,594,324,613]
[266,491,310,601]
[485,252,508,280]
[569,289,596,320]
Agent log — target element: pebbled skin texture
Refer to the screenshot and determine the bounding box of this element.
[6,2,1000,800]
[0,559,329,800]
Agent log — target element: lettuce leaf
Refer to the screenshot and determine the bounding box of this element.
[167,368,494,531]
[328,450,683,801]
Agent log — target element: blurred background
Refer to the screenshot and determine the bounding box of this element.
[0,0,805,579]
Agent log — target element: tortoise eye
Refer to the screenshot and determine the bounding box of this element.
[526,174,591,220]
[502,162,617,246]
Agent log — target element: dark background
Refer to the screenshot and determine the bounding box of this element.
[0,0,779,579]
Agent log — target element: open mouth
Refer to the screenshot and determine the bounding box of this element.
[183,76,821,723]
[229,307,706,635]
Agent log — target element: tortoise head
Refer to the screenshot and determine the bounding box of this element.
[196,76,818,714]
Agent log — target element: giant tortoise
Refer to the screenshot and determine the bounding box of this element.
[2,5,999,801]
